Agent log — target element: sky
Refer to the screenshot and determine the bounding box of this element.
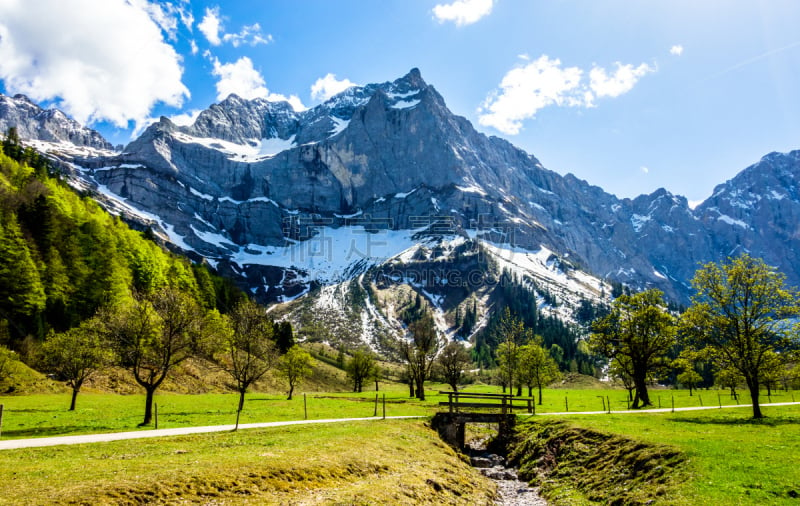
[1,0,800,205]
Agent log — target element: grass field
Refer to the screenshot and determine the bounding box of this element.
[555,403,800,505]
[0,418,495,505]
[1,381,797,439]
[2,379,799,504]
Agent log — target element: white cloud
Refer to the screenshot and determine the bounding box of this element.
[211,57,306,111]
[212,57,267,100]
[310,73,358,101]
[223,23,272,48]
[169,109,202,127]
[479,55,656,134]
[199,6,272,48]
[670,45,684,56]
[589,62,656,101]
[478,55,584,134]
[433,0,494,26]
[640,166,650,174]
[0,0,189,130]
[198,6,222,45]
[190,39,199,55]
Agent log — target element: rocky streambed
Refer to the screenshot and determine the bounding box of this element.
[470,451,547,506]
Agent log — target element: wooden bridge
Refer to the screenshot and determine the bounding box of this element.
[431,391,535,449]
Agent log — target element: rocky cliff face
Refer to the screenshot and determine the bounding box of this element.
[3,70,800,306]
[0,93,113,151]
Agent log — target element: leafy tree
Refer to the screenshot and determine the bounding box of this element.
[672,349,704,395]
[494,308,532,396]
[590,289,675,408]
[680,255,800,418]
[399,312,441,400]
[346,348,375,393]
[220,299,277,415]
[274,320,295,354]
[715,364,744,399]
[40,319,110,410]
[437,341,471,392]
[518,339,560,403]
[0,213,46,337]
[101,287,210,426]
[277,345,313,400]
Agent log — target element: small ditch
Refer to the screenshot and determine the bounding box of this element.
[466,429,548,506]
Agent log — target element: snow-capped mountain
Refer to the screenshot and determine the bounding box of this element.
[3,69,800,315]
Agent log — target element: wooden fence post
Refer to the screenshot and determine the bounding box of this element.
[606,396,610,414]
[718,393,722,408]
[304,393,308,420]
[382,394,386,419]
[698,395,703,407]
[373,394,378,417]
[0,404,4,438]
[565,396,568,412]
[671,395,675,413]
[155,403,158,430]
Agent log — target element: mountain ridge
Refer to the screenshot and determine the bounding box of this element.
[1,68,799,309]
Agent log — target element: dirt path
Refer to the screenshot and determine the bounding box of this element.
[2,401,797,451]
[0,416,424,450]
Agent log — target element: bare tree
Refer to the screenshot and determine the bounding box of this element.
[102,287,209,426]
[346,348,375,393]
[399,312,441,400]
[221,299,278,417]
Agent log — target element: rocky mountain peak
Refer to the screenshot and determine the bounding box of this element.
[0,93,113,151]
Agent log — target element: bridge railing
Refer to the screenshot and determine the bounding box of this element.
[438,391,535,414]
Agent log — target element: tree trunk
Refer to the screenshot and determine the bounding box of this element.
[238,389,246,412]
[287,382,294,401]
[632,372,651,408]
[538,385,543,405]
[528,386,533,397]
[747,378,763,418]
[688,384,693,396]
[408,379,415,398]
[69,387,79,411]
[516,385,522,397]
[141,387,156,426]
[416,377,425,401]
[375,379,379,391]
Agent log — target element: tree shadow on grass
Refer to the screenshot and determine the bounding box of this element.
[1,425,120,438]
[673,416,800,427]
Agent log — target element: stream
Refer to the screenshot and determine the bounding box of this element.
[466,434,547,505]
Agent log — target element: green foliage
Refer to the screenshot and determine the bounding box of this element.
[681,254,800,418]
[436,341,471,392]
[40,319,110,410]
[277,345,313,400]
[0,144,243,347]
[0,344,17,383]
[471,270,597,374]
[273,320,295,354]
[518,338,561,403]
[590,289,676,408]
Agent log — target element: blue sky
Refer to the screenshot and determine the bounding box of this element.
[2,0,800,204]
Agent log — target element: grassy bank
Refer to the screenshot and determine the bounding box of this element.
[0,419,495,505]
[512,403,800,505]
